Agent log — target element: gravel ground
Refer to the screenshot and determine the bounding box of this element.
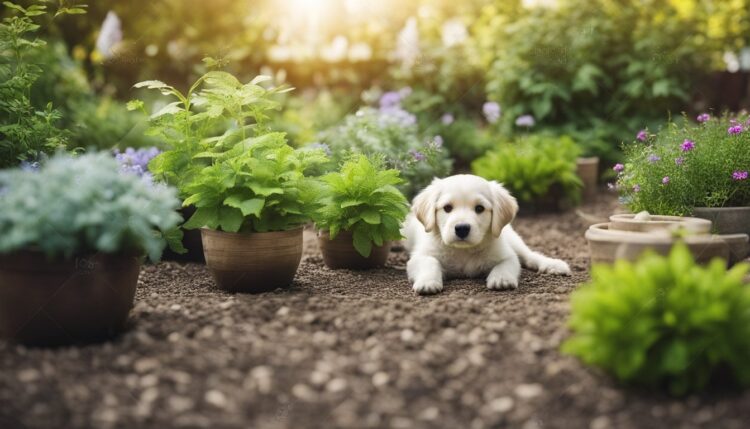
[2,193,750,429]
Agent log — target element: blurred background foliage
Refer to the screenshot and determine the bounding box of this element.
[4,0,750,162]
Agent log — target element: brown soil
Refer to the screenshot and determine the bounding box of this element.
[2,192,750,429]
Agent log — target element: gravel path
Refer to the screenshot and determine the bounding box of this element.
[2,194,750,429]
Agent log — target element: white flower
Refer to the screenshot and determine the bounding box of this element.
[96,11,122,59]
[395,17,420,68]
[441,19,468,47]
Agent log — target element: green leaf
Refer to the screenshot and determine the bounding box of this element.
[224,195,264,217]
[352,228,373,258]
[361,209,381,225]
[183,207,218,230]
[218,207,244,232]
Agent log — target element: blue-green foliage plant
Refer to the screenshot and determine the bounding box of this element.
[0,151,182,262]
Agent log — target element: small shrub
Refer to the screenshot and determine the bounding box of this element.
[315,155,409,257]
[0,152,182,262]
[563,244,750,395]
[181,132,328,233]
[617,113,750,216]
[471,134,582,205]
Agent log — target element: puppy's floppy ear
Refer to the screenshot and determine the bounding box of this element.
[490,181,518,238]
[412,179,441,233]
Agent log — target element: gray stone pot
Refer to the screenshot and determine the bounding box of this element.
[692,207,750,235]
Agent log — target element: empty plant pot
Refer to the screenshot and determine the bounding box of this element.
[608,213,712,234]
[692,207,750,235]
[576,157,599,202]
[317,230,390,270]
[201,228,303,293]
[0,251,140,347]
[585,223,730,266]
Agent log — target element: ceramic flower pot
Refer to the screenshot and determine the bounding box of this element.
[692,207,750,236]
[162,205,205,263]
[0,251,140,346]
[317,230,390,270]
[585,223,730,266]
[576,157,599,202]
[201,228,303,293]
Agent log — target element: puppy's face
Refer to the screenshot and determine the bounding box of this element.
[413,175,518,248]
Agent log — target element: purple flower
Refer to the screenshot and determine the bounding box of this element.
[482,101,501,124]
[680,139,695,152]
[662,176,670,185]
[675,157,685,166]
[409,149,425,162]
[636,130,648,142]
[378,106,417,127]
[728,124,743,135]
[431,135,443,149]
[114,147,160,178]
[379,91,402,109]
[613,163,624,173]
[733,170,749,181]
[515,114,535,127]
[697,113,710,123]
[441,113,454,125]
[647,154,661,163]
[633,184,641,192]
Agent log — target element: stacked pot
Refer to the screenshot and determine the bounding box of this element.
[586,212,750,266]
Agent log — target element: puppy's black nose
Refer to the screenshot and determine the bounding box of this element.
[455,224,471,239]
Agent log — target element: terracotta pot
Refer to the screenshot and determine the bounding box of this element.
[608,213,712,234]
[576,157,599,202]
[162,206,205,263]
[201,228,303,293]
[692,207,750,235]
[0,252,140,346]
[317,230,390,270]
[585,223,730,266]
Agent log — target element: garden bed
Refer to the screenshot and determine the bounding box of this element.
[1,193,749,429]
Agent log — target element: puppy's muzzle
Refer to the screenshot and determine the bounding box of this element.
[454,224,471,240]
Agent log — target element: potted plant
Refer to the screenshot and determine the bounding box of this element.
[471,134,583,211]
[314,155,409,269]
[180,132,327,292]
[617,113,750,236]
[576,156,599,202]
[0,152,182,346]
[128,67,291,262]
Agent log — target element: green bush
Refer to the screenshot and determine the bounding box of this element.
[471,134,582,205]
[0,152,182,262]
[319,107,451,198]
[617,113,750,216]
[182,132,327,233]
[315,155,409,257]
[563,244,750,395]
[424,117,492,166]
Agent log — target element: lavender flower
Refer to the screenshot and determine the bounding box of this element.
[409,149,426,162]
[675,157,685,166]
[613,163,624,173]
[728,124,743,135]
[647,154,661,163]
[515,114,535,127]
[378,106,417,127]
[680,139,695,152]
[379,91,402,109]
[482,102,501,124]
[662,176,670,185]
[636,130,648,142]
[441,113,454,125]
[114,147,160,179]
[697,113,710,123]
[733,170,749,181]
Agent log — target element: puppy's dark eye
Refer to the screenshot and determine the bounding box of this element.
[475,205,485,214]
[444,204,453,213]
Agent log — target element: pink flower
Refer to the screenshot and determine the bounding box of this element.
[680,139,695,152]
[662,176,670,185]
[697,113,710,123]
[636,130,648,142]
[733,170,749,181]
[728,125,743,135]
[675,157,685,166]
[613,163,624,173]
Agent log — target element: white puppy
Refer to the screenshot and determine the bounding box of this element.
[403,175,571,295]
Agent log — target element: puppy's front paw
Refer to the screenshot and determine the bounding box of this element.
[412,279,443,295]
[538,258,571,276]
[486,271,518,291]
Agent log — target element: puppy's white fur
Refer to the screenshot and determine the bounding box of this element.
[403,175,571,295]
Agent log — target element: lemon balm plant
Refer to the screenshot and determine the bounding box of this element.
[314,155,409,269]
[0,152,182,346]
[563,244,750,395]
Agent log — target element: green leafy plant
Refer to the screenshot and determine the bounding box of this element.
[563,244,750,395]
[0,1,82,168]
[471,134,582,205]
[618,113,750,216]
[315,155,409,257]
[181,132,327,233]
[0,151,182,261]
[319,107,451,198]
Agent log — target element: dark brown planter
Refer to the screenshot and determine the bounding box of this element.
[0,252,140,347]
[201,228,303,293]
[576,157,599,202]
[317,230,390,270]
[162,206,205,263]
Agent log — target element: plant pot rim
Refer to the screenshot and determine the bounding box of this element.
[693,206,750,212]
[200,227,304,236]
[586,223,725,245]
[576,156,600,164]
[609,214,712,232]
